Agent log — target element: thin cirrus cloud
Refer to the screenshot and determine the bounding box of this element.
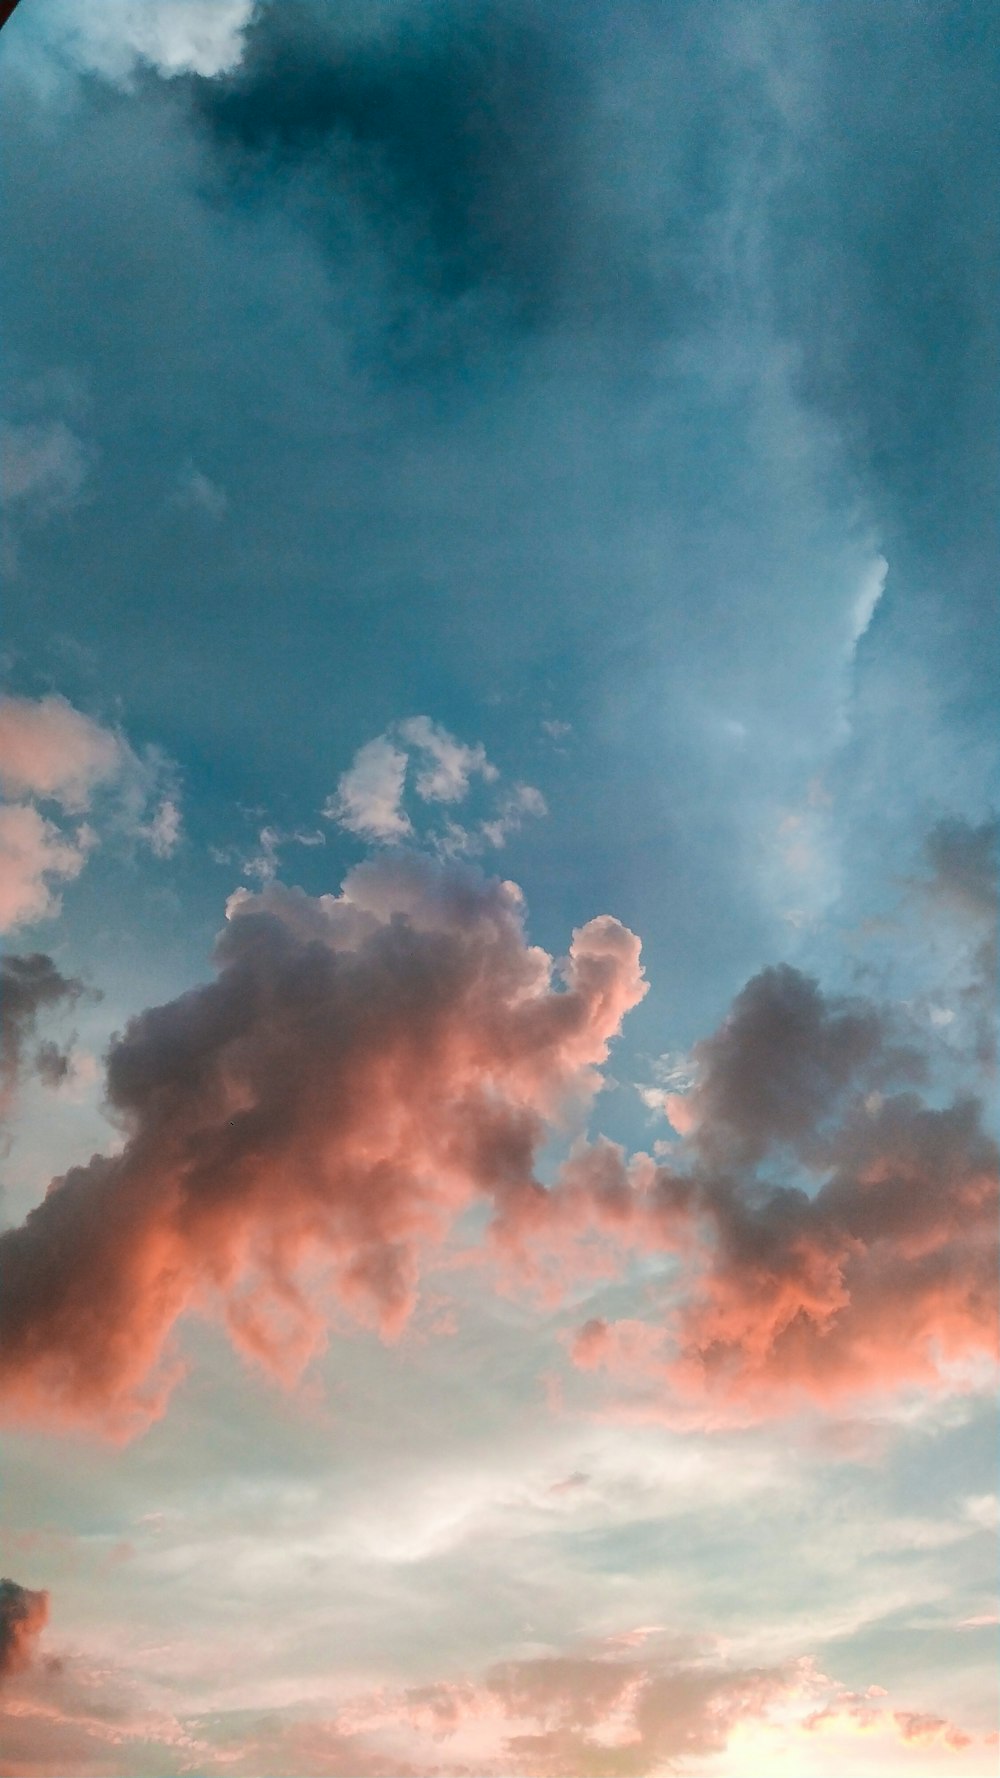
[324,716,543,851]
[0,692,182,932]
[0,853,646,1438]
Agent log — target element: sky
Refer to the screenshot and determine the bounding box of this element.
[0,1,997,1774]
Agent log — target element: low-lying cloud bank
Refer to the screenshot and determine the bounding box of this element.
[0,1612,988,1777]
[0,848,995,1438]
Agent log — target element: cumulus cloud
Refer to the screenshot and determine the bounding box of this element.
[326,718,542,854]
[0,951,85,1118]
[324,735,412,841]
[555,967,998,1419]
[398,715,497,803]
[30,0,256,84]
[0,694,182,929]
[659,964,924,1167]
[0,801,93,933]
[0,694,122,813]
[0,1578,49,1682]
[0,855,645,1436]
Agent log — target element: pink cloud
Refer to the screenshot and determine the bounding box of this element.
[0,855,645,1437]
[0,802,93,932]
[0,695,121,814]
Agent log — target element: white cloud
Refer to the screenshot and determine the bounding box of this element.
[0,802,93,932]
[326,720,547,853]
[849,553,888,648]
[398,715,497,803]
[478,782,547,850]
[0,694,183,928]
[324,736,412,841]
[29,0,256,84]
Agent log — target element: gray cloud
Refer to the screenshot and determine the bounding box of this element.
[0,1577,49,1681]
[0,950,86,1117]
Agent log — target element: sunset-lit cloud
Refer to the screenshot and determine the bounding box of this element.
[0,857,645,1435]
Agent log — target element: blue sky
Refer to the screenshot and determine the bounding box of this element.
[0,3,997,1774]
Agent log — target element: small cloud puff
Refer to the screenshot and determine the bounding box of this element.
[325,717,544,854]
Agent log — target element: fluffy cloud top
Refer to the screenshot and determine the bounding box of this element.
[0,694,122,813]
[0,855,645,1436]
[22,0,256,85]
[326,717,542,853]
[0,692,181,932]
[324,734,413,841]
[560,966,998,1418]
[0,800,93,933]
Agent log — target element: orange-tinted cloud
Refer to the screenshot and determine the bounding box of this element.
[0,802,93,933]
[0,1581,49,1682]
[0,855,645,1436]
[555,966,998,1417]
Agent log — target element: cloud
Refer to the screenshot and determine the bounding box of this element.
[660,964,923,1168]
[324,735,412,841]
[326,719,542,854]
[0,695,182,925]
[0,951,86,1118]
[0,419,89,517]
[0,694,122,814]
[0,802,93,933]
[218,1640,981,1778]
[397,715,497,804]
[0,855,645,1436]
[0,1578,49,1682]
[552,968,998,1419]
[28,0,256,85]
